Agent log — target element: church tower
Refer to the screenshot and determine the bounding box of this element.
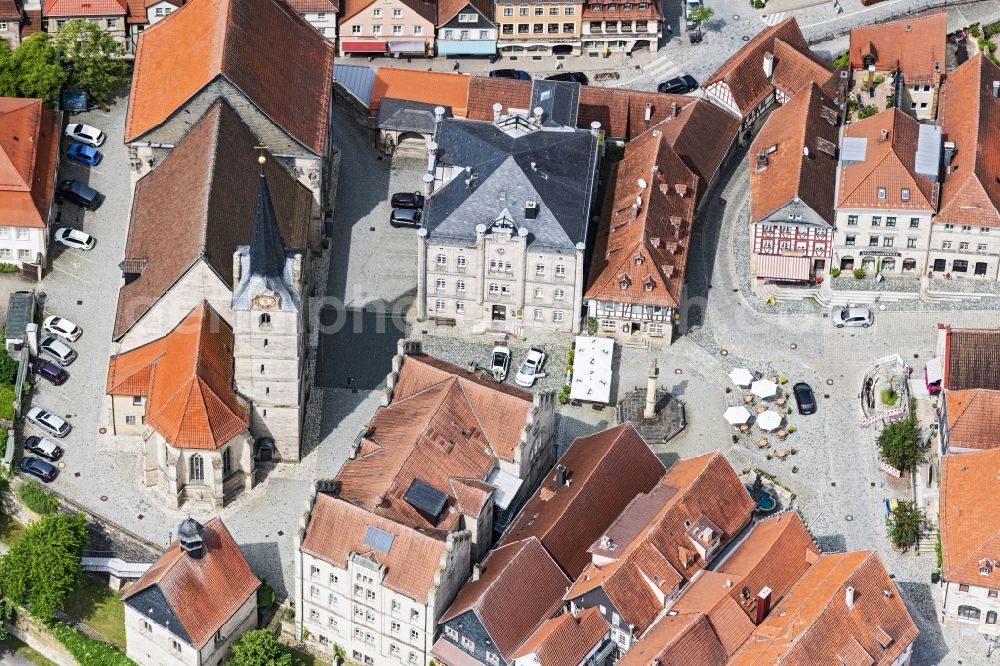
[232,156,306,462]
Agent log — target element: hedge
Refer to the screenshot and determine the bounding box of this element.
[48,622,137,666]
[0,383,14,421]
[18,482,58,515]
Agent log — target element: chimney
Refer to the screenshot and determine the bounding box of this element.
[492,102,503,123]
[755,587,773,624]
[177,518,205,560]
[600,535,615,550]
[671,101,679,118]
[425,140,438,174]
[590,120,601,136]
[472,563,482,581]
[944,141,957,167]
[802,146,810,158]
[533,106,544,124]
[292,253,303,284]
[993,81,999,98]
[434,105,446,123]
[763,52,774,79]
[423,173,434,196]
[644,102,652,122]
[845,586,856,609]
[525,201,539,220]
[879,129,888,143]
[554,464,567,490]
[232,250,242,287]
[467,360,477,373]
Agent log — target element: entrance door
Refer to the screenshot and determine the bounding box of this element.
[840,257,854,270]
[975,262,988,276]
[491,305,506,321]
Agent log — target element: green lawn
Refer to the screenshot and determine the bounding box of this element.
[289,646,333,666]
[61,575,127,647]
[0,518,27,547]
[0,383,14,421]
[0,635,58,666]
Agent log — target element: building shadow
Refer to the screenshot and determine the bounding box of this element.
[239,539,286,599]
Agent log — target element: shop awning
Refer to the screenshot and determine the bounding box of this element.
[341,41,387,53]
[388,40,426,54]
[570,336,615,403]
[756,254,811,282]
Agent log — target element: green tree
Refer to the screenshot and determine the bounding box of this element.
[0,43,18,98]
[0,512,88,619]
[858,104,878,120]
[227,629,296,666]
[688,5,715,35]
[886,500,926,549]
[52,20,129,104]
[876,416,925,472]
[10,34,66,103]
[832,51,850,68]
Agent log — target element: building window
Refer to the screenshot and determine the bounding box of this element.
[329,593,338,606]
[535,6,543,14]
[461,636,475,651]
[883,237,893,247]
[960,584,970,592]
[456,302,465,313]
[125,415,136,425]
[410,629,420,641]
[943,241,952,249]
[352,25,361,33]
[871,216,881,227]
[554,288,565,300]
[409,654,418,665]
[982,227,992,233]
[953,260,968,273]
[869,236,879,247]
[990,611,998,625]
[259,313,271,327]
[990,590,999,598]
[565,6,574,13]
[553,311,564,322]
[901,188,910,201]
[846,215,859,226]
[959,242,970,250]
[962,225,973,232]
[0,227,8,239]
[390,644,400,655]
[845,235,856,246]
[876,187,886,200]
[436,278,446,291]
[171,639,182,653]
[536,264,545,275]
[485,652,500,665]
[886,216,896,227]
[392,25,402,34]
[456,280,466,292]
[958,605,981,622]
[519,6,528,14]
[372,8,381,16]
[310,585,320,598]
[979,244,988,252]
[533,308,543,321]
[563,22,574,31]
[222,447,232,475]
[330,574,339,585]
[445,626,458,640]
[459,11,476,20]
[548,22,558,32]
[190,454,204,482]
[489,283,499,294]
[142,620,151,632]
[907,237,917,249]
[501,284,511,295]
[107,18,117,27]
[391,621,401,634]
[533,23,543,33]
[392,8,402,16]
[535,287,544,298]
[456,255,466,269]
[944,223,955,230]
[435,300,446,312]
[436,254,446,267]
[910,218,920,228]
[310,609,320,621]
[504,6,513,15]
[480,30,489,38]
[549,5,559,13]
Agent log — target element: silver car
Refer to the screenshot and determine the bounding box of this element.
[832,306,874,328]
[39,335,77,366]
[26,406,71,438]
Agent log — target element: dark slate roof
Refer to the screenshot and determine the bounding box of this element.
[377,98,453,133]
[424,117,600,250]
[247,168,286,279]
[4,291,34,342]
[530,80,581,129]
[124,584,194,645]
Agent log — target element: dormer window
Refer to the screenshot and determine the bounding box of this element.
[644,283,654,291]
[901,188,910,202]
[980,559,993,576]
[634,255,643,265]
[877,187,886,200]
[619,274,631,290]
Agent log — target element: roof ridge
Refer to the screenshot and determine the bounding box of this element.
[453,378,500,458]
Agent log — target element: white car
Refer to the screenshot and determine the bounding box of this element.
[64,123,106,147]
[515,347,547,387]
[491,346,512,382]
[26,406,71,438]
[43,315,82,342]
[54,228,95,250]
[39,335,77,366]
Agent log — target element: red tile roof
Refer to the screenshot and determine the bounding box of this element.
[19,9,41,36]
[126,0,334,154]
[567,452,755,635]
[0,0,18,18]
[618,613,727,666]
[585,131,698,309]
[945,389,1000,451]
[941,448,1000,586]
[107,302,249,450]
[44,0,125,16]
[942,326,1000,391]
[770,39,834,101]
[729,551,917,665]
[0,98,60,230]
[335,353,532,533]
[849,12,946,83]
[371,68,471,116]
[122,518,259,649]
[283,0,339,13]
[499,423,665,578]
[466,77,533,121]
[935,54,1000,228]
[301,492,450,600]
[341,0,434,23]
[705,18,815,118]
[835,108,938,210]
[512,607,610,665]
[437,0,491,26]
[441,538,569,658]
[749,83,839,224]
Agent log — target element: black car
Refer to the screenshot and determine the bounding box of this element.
[56,179,104,211]
[23,436,63,462]
[545,72,589,85]
[793,382,817,415]
[490,69,531,80]
[391,192,425,209]
[390,208,422,228]
[28,358,68,386]
[658,74,699,94]
[19,456,57,482]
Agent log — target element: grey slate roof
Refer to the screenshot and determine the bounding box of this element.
[423,117,600,250]
[377,98,453,133]
[124,585,193,645]
[4,291,34,343]
[334,63,377,107]
[530,80,581,129]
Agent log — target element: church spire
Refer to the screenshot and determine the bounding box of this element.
[248,154,286,280]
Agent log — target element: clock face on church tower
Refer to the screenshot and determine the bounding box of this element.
[253,294,277,310]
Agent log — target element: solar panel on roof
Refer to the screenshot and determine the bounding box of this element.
[363,525,395,554]
[404,478,449,522]
[840,137,868,164]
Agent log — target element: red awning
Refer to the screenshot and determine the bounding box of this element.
[756,254,811,282]
[341,41,388,53]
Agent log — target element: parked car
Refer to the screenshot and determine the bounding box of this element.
[491,346,512,382]
[26,407,71,438]
[545,72,589,85]
[43,315,82,342]
[832,306,874,328]
[39,336,77,366]
[391,192,425,209]
[515,347,547,387]
[490,69,531,80]
[66,143,103,166]
[793,382,817,415]
[18,456,57,482]
[64,123,106,147]
[23,436,63,462]
[56,179,104,211]
[54,228,95,250]
[390,208,422,229]
[28,358,68,386]
[658,75,699,94]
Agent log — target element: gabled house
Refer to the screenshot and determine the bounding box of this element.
[495,0,583,57]
[511,608,612,666]
[616,613,727,666]
[436,0,495,56]
[564,451,755,651]
[125,0,335,245]
[295,488,472,666]
[848,12,946,121]
[284,0,339,39]
[936,325,1000,392]
[43,0,127,45]
[832,108,940,277]
[585,127,698,342]
[432,538,569,666]
[936,325,1000,453]
[940,389,1000,453]
[704,17,832,137]
[0,0,22,46]
[581,0,660,56]
[123,517,260,666]
[0,97,60,273]
[749,83,839,285]
[338,0,436,57]
[930,54,1000,281]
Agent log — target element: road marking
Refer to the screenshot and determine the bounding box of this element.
[50,265,89,283]
[760,11,788,26]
